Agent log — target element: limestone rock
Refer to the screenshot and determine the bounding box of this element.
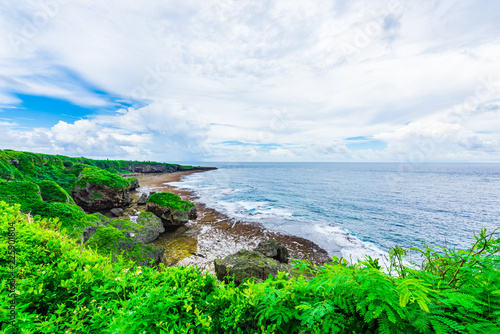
[72,183,132,213]
[214,249,289,284]
[134,212,165,243]
[129,178,140,190]
[85,225,164,267]
[81,225,99,244]
[110,208,124,217]
[254,239,289,263]
[146,201,197,227]
[71,168,133,213]
[137,192,149,205]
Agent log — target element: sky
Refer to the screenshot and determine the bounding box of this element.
[0,0,500,163]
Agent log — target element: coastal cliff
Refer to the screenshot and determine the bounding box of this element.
[0,149,209,266]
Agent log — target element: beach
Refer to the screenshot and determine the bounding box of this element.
[133,170,331,273]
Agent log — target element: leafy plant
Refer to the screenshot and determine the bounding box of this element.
[147,192,195,212]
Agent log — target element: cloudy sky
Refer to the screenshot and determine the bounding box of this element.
[1,0,499,162]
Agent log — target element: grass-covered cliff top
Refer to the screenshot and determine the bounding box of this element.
[147,192,195,212]
[0,149,207,191]
[73,167,131,191]
[0,149,204,235]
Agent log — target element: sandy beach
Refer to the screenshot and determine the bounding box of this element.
[132,170,331,273]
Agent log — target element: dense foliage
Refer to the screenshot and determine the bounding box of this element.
[147,192,195,212]
[1,201,499,333]
[37,180,73,204]
[0,149,199,192]
[0,179,101,233]
[73,167,131,191]
[1,149,498,333]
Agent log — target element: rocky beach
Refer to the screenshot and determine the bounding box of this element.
[133,170,331,273]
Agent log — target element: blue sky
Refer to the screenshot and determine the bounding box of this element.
[0,0,499,162]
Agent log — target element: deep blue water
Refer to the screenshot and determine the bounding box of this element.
[172,163,500,261]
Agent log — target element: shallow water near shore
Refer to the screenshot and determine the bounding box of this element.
[171,162,500,264]
[133,171,331,272]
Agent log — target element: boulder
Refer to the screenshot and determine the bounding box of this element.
[85,225,164,267]
[110,208,124,217]
[254,239,289,263]
[128,178,140,190]
[137,192,149,205]
[71,168,132,213]
[146,192,197,227]
[9,159,19,168]
[113,212,164,243]
[214,250,289,285]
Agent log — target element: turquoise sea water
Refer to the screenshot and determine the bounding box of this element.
[172,163,500,261]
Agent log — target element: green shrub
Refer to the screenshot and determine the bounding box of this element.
[147,192,194,212]
[1,201,499,333]
[73,167,131,191]
[0,180,98,233]
[37,180,73,203]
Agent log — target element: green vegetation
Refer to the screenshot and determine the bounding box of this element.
[38,180,73,203]
[0,149,197,192]
[0,179,100,233]
[85,225,158,265]
[1,149,498,333]
[73,167,131,191]
[147,192,195,212]
[1,201,499,333]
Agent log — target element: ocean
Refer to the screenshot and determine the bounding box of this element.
[171,163,500,263]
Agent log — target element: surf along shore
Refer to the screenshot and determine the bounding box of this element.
[133,169,331,273]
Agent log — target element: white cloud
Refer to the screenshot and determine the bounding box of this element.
[0,100,211,161]
[0,0,500,161]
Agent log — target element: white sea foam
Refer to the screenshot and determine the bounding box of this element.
[170,170,393,266]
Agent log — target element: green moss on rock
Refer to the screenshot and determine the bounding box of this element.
[147,192,194,212]
[86,225,163,266]
[73,167,131,191]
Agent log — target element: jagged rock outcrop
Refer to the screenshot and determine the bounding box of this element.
[254,239,290,263]
[111,213,165,244]
[137,192,149,205]
[71,168,133,213]
[110,208,124,217]
[128,178,140,190]
[9,159,19,168]
[146,192,197,227]
[147,202,197,227]
[214,250,289,284]
[72,183,132,213]
[85,225,164,267]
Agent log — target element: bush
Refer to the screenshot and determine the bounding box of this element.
[147,192,194,212]
[73,167,131,191]
[1,201,499,333]
[37,180,73,203]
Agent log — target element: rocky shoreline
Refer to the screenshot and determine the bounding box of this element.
[133,170,331,274]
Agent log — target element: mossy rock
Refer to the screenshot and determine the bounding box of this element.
[214,250,291,285]
[71,167,133,212]
[73,167,131,191]
[146,192,197,227]
[38,180,74,204]
[147,192,194,212]
[85,225,163,267]
[111,215,164,244]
